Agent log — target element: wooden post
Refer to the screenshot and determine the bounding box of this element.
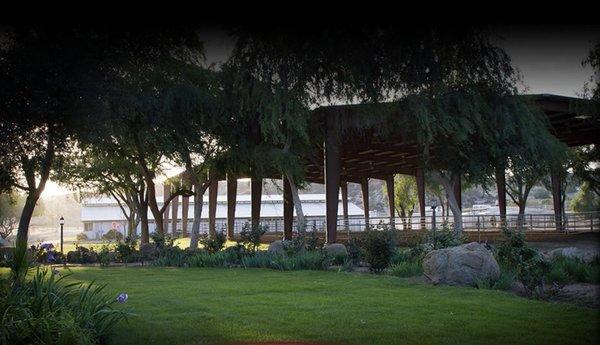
[550,166,564,232]
[361,177,370,230]
[171,195,179,235]
[496,164,507,224]
[226,174,237,240]
[324,115,341,244]
[208,172,218,238]
[416,169,426,229]
[341,181,349,233]
[181,196,189,237]
[283,175,294,240]
[386,175,395,228]
[163,184,170,233]
[251,178,262,229]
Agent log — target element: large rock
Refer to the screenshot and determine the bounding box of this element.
[423,242,500,286]
[268,240,288,254]
[547,247,599,263]
[323,243,348,257]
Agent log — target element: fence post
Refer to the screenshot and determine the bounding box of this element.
[529,214,533,232]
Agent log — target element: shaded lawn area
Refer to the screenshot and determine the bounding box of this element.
[5,267,599,345]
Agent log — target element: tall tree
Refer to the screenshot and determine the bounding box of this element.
[388,174,418,230]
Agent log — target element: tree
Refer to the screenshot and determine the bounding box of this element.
[0,28,94,249]
[388,175,418,230]
[506,155,547,219]
[570,182,600,212]
[0,193,22,241]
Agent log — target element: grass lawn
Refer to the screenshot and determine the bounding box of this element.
[3,267,598,345]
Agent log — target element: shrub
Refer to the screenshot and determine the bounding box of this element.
[188,250,237,268]
[476,269,515,291]
[346,238,363,265]
[238,223,267,252]
[97,244,114,267]
[390,261,423,277]
[139,243,157,263]
[102,229,124,242]
[76,232,89,241]
[240,251,332,271]
[426,223,465,249]
[150,231,175,251]
[115,236,138,264]
[66,246,98,264]
[546,256,598,284]
[152,246,190,267]
[199,231,226,254]
[362,227,396,272]
[0,268,129,344]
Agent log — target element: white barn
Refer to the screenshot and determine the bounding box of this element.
[81,194,364,239]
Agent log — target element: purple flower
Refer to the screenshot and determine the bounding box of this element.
[47,252,56,263]
[40,243,54,251]
[116,293,128,303]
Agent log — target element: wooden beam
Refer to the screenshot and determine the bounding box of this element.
[181,196,189,237]
[496,164,507,222]
[283,175,294,241]
[251,178,262,229]
[226,174,237,240]
[325,116,341,244]
[550,166,564,231]
[386,175,395,228]
[208,173,218,238]
[361,177,370,228]
[171,194,179,235]
[416,168,426,229]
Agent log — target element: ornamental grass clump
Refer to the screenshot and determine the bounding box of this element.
[0,267,129,345]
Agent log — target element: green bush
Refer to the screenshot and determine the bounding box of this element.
[238,223,267,252]
[390,261,423,277]
[76,232,89,241]
[362,228,396,272]
[546,256,598,284]
[199,231,226,254]
[102,229,124,242]
[150,232,175,251]
[240,251,332,271]
[476,269,515,291]
[97,243,114,267]
[188,250,238,268]
[152,246,190,267]
[346,238,363,265]
[426,223,465,249]
[0,268,128,344]
[66,245,98,264]
[115,236,138,264]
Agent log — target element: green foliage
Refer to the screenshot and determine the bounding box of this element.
[76,232,89,241]
[546,256,599,284]
[569,181,600,212]
[390,261,423,278]
[346,238,363,265]
[66,245,98,264]
[115,236,138,264]
[388,174,418,228]
[188,250,238,268]
[97,244,113,268]
[151,232,175,251]
[241,251,332,271]
[238,223,267,253]
[102,229,124,242]
[476,269,515,291]
[362,228,396,272]
[0,268,128,344]
[199,231,226,254]
[426,223,466,249]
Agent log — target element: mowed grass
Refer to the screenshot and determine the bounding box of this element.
[3,267,598,345]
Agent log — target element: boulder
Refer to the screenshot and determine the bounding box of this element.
[323,243,348,257]
[547,247,599,263]
[423,242,500,286]
[268,240,288,254]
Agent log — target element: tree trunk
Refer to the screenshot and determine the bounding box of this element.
[285,172,305,232]
[189,184,205,250]
[139,199,150,244]
[16,194,38,248]
[432,172,463,236]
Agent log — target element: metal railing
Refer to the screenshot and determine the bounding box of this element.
[169,211,599,235]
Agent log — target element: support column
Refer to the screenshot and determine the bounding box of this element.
[208,172,218,238]
[181,196,189,237]
[341,181,349,232]
[386,175,395,228]
[283,175,294,240]
[324,116,341,244]
[551,166,564,232]
[361,177,370,229]
[495,164,507,222]
[163,184,170,233]
[171,195,179,235]
[226,174,237,240]
[251,178,262,229]
[416,169,426,229]
[453,174,462,211]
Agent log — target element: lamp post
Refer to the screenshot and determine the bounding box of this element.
[59,216,65,254]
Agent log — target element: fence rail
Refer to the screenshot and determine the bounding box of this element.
[175,211,600,235]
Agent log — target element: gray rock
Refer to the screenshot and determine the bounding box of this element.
[323,243,348,257]
[547,247,599,263]
[268,240,288,254]
[423,242,500,286]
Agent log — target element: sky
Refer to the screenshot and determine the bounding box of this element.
[40,25,600,197]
